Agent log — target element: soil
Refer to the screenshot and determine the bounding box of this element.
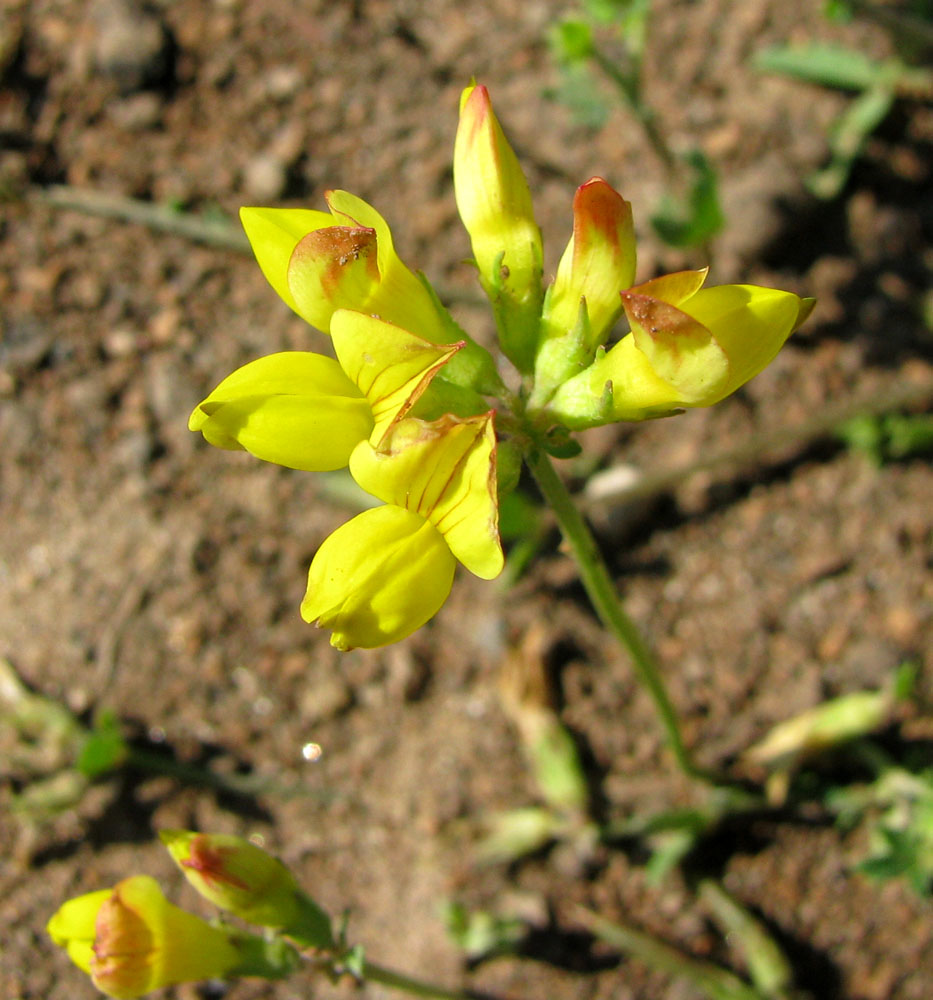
[1,1,932,999]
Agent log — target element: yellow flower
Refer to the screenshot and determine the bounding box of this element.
[189,311,460,470]
[47,876,242,999]
[302,412,503,650]
[545,269,815,427]
[454,83,543,372]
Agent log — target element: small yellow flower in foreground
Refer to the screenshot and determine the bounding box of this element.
[545,269,815,427]
[454,83,543,372]
[302,412,503,650]
[188,351,372,471]
[47,875,241,999]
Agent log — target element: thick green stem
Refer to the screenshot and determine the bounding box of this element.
[525,446,704,781]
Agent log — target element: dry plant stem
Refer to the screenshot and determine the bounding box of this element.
[572,905,762,1000]
[584,379,933,511]
[31,184,252,252]
[525,446,705,782]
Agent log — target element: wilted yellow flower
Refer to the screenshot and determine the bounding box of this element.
[240,191,446,342]
[544,269,815,427]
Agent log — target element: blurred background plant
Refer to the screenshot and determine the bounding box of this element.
[754,0,933,198]
[545,0,724,249]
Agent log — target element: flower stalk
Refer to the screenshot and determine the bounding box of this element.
[523,443,704,781]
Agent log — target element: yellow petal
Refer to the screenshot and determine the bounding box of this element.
[622,291,730,404]
[324,190,450,341]
[93,876,239,998]
[533,178,636,402]
[301,506,456,650]
[189,352,373,471]
[330,310,462,445]
[349,414,503,579]
[545,177,636,344]
[240,207,334,320]
[630,268,708,307]
[684,284,801,403]
[47,889,112,974]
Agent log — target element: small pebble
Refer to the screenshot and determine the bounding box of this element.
[242,152,289,201]
[92,0,172,92]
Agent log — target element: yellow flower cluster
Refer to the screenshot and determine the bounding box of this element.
[189,83,812,651]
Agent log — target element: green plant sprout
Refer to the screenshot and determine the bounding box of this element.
[546,0,724,248]
[836,410,933,465]
[443,887,805,1000]
[0,657,282,823]
[753,30,933,198]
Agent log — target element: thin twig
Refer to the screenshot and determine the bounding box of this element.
[30,184,252,252]
[583,379,933,511]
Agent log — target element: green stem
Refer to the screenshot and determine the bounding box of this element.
[589,47,678,182]
[525,446,704,781]
[361,959,479,1000]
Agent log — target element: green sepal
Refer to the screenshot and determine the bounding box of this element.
[282,891,336,951]
[531,296,595,407]
[543,425,582,459]
[411,377,490,423]
[227,930,303,980]
[415,272,504,395]
[484,250,544,376]
[495,439,522,499]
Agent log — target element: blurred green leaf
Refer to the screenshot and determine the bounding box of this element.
[808,85,894,198]
[442,901,526,959]
[475,807,562,864]
[823,0,854,23]
[753,43,896,91]
[528,719,589,815]
[546,64,611,129]
[837,412,933,464]
[650,150,724,248]
[77,710,128,778]
[550,18,595,63]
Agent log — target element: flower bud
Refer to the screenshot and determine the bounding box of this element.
[454,84,543,372]
[160,831,303,929]
[533,178,636,402]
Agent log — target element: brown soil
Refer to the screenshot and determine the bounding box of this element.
[1,1,931,999]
